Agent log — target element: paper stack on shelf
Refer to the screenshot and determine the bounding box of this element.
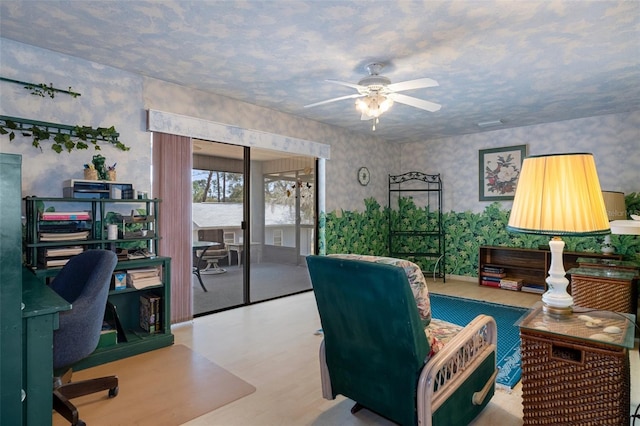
[39,230,90,241]
[41,246,84,257]
[126,267,162,289]
[39,246,85,267]
[45,258,71,267]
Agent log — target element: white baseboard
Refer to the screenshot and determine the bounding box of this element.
[446,274,477,283]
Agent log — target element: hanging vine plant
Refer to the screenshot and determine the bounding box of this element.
[0,77,82,99]
[0,78,128,153]
[0,116,129,153]
[24,82,81,99]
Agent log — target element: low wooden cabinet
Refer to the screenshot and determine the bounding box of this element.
[478,246,622,293]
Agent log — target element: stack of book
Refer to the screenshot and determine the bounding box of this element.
[41,211,91,221]
[38,246,84,267]
[499,277,523,291]
[39,211,91,243]
[521,283,546,294]
[140,294,161,333]
[480,266,506,288]
[126,267,162,289]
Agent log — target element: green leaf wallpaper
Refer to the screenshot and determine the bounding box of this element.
[323,198,389,256]
[323,197,639,279]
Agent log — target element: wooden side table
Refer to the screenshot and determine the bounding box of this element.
[568,267,637,314]
[518,303,635,425]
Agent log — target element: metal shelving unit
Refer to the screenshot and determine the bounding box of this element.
[389,172,445,281]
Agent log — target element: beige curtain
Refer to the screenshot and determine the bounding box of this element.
[152,132,193,323]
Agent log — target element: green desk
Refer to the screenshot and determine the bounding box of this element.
[22,268,71,426]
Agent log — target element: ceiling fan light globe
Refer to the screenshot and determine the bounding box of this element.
[355,98,368,113]
[380,97,393,113]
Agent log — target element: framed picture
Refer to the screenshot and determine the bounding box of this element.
[479,144,527,201]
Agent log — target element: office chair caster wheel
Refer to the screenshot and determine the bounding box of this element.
[75,420,86,426]
[109,386,119,398]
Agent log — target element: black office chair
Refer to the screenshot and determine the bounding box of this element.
[50,249,119,426]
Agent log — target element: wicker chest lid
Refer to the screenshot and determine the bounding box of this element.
[517,303,635,348]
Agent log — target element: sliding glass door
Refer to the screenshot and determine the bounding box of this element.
[250,156,315,303]
[192,141,245,315]
[191,141,315,316]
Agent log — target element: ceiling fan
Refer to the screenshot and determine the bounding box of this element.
[304,63,441,130]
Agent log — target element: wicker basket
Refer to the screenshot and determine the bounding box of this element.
[571,275,633,313]
[107,170,117,181]
[84,168,98,180]
[521,331,630,425]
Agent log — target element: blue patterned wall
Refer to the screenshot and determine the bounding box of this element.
[400,112,640,214]
[1,39,638,278]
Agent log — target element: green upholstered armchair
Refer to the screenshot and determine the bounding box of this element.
[306,255,498,426]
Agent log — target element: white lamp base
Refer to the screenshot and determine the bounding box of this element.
[601,234,615,254]
[541,237,573,316]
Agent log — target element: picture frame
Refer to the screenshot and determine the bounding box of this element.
[479,144,527,201]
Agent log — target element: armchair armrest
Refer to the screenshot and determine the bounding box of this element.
[417,314,497,426]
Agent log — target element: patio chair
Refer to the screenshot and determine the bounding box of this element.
[197,229,229,274]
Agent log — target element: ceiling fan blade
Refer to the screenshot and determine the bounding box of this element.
[387,93,441,112]
[325,79,368,91]
[304,93,364,108]
[386,78,439,92]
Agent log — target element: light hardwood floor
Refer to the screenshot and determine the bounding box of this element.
[66,277,639,425]
[170,277,639,426]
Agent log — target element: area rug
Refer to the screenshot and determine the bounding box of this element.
[429,294,528,389]
[52,344,256,426]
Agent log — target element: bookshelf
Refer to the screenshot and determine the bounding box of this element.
[478,246,621,294]
[23,197,173,369]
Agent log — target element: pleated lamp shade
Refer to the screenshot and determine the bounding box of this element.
[507,153,610,237]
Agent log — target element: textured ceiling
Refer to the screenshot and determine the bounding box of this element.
[1,1,638,143]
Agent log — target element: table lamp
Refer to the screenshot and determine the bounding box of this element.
[600,191,626,253]
[507,153,610,315]
[609,218,640,235]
